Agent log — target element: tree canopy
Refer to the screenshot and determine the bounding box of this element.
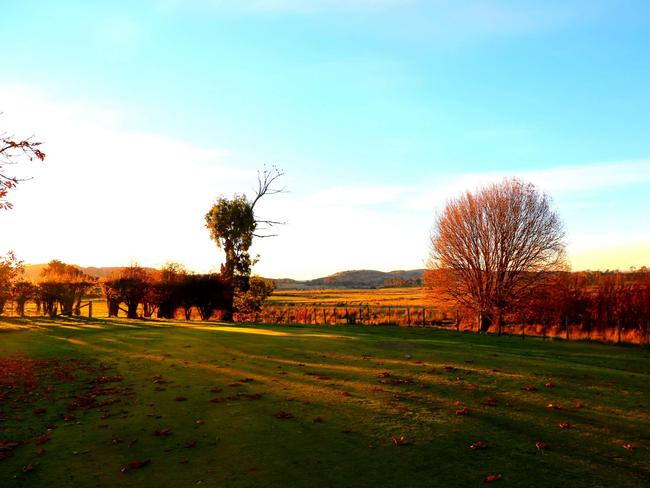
[427,178,566,332]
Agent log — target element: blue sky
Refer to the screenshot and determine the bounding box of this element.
[1,0,649,278]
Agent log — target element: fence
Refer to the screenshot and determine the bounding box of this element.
[259,303,457,327]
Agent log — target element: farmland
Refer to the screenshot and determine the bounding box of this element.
[0,317,649,487]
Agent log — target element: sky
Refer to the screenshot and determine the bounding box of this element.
[0,0,649,279]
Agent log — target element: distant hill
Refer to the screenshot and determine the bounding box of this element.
[272,269,424,290]
[22,264,154,281]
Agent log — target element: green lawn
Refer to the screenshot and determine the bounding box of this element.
[0,318,648,487]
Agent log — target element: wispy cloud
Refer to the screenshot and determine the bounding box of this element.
[155,0,608,40]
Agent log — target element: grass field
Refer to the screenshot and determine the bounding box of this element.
[0,317,649,487]
[268,287,428,306]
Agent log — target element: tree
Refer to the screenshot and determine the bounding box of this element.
[38,260,95,317]
[1,130,45,210]
[102,264,153,319]
[205,166,285,318]
[13,280,35,317]
[427,178,566,333]
[0,251,23,315]
[233,276,276,323]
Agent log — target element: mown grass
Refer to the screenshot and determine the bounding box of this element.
[0,317,648,487]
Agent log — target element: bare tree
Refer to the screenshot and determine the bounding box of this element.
[427,178,566,333]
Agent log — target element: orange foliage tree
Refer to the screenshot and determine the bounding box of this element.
[427,178,566,333]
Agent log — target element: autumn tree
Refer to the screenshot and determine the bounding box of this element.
[38,260,95,317]
[1,129,45,210]
[0,251,23,315]
[427,178,566,333]
[205,167,285,319]
[102,264,153,319]
[13,281,35,317]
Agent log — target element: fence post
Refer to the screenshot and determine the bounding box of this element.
[323,307,327,325]
[407,307,411,326]
[617,318,622,344]
[387,306,391,324]
[542,320,547,341]
[88,301,93,318]
[521,316,525,339]
[455,310,460,331]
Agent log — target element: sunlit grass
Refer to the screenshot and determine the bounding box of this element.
[0,317,648,487]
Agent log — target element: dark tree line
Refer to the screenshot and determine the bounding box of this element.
[101,264,235,320]
[521,270,650,338]
[0,259,95,317]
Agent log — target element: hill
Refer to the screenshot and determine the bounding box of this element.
[272,269,424,289]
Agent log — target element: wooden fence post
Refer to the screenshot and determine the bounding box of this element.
[88,301,93,318]
[407,307,411,326]
[617,318,622,344]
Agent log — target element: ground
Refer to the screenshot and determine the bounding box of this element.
[0,317,648,487]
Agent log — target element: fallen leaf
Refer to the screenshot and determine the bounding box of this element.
[274,411,294,419]
[312,416,324,423]
[470,441,487,450]
[545,382,554,388]
[535,441,548,450]
[392,435,410,446]
[521,385,538,392]
[34,433,51,445]
[485,473,502,483]
[22,463,35,474]
[121,459,150,473]
[622,444,635,451]
[154,428,172,436]
[455,407,470,416]
[175,396,188,402]
[559,423,572,429]
[574,402,585,408]
[482,397,497,407]
[185,440,197,448]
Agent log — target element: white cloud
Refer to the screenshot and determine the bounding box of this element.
[2,84,646,279]
[0,84,253,272]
